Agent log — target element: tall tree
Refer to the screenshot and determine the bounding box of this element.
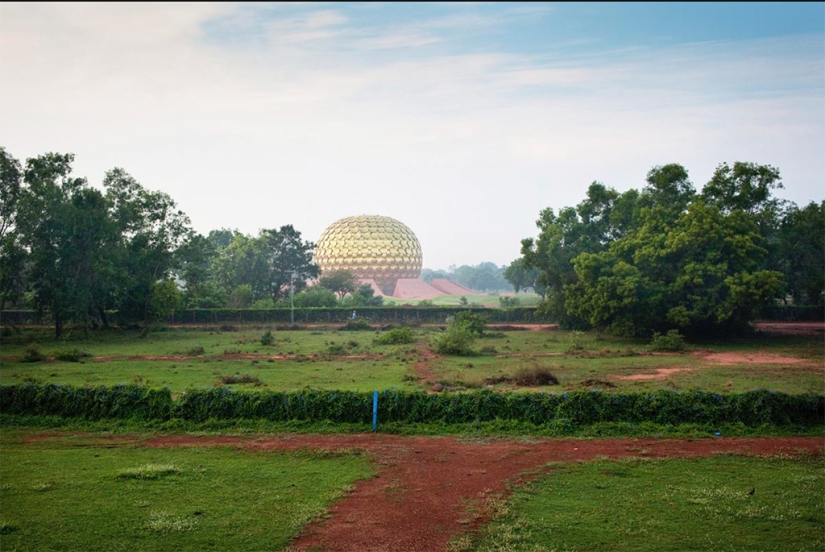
[319,270,358,301]
[0,148,25,310]
[258,225,318,301]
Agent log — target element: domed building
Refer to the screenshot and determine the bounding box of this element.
[314,215,423,296]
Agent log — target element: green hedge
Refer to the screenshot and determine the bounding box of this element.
[2,385,822,428]
[0,384,173,421]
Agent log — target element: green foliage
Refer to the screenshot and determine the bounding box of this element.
[2,385,818,428]
[649,329,687,352]
[519,163,792,336]
[52,347,91,362]
[454,311,487,336]
[293,286,338,308]
[510,366,559,386]
[115,464,181,480]
[20,344,46,363]
[338,319,374,331]
[318,270,357,301]
[498,296,520,309]
[0,384,173,420]
[431,324,476,356]
[374,327,416,345]
[218,374,262,385]
[260,329,275,346]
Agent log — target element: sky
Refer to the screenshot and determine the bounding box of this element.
[1,2,823,271]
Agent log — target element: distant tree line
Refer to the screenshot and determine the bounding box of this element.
[514,162,824,336]
[0,148,381,337]
[422,262,514,292]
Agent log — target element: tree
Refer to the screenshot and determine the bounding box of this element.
[294,286,338,307]
[346,283,383,306]
[503,258,543,295]
[319,270,358,301]
[258,225,318,302]
[103,168,192,326]
[779,201,825,305]
[16,153,118,336]
[0,148,25,310]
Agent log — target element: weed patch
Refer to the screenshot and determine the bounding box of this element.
[116,464,182,480]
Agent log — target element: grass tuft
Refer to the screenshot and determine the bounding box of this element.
[116,464,182,480]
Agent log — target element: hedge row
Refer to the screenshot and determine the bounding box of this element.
[2,385,823,427]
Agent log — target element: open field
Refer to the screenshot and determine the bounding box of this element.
[2,430,820,551]
[465,453,825,552]
[1,325,823,395]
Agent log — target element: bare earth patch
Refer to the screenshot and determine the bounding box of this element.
[616,367,692,381]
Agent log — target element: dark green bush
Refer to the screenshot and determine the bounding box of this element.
[52,348,92,362]
[454,311,487,336]
[431,325,476,356]
[0,384,173,420]
[218,374,262,385]
[339,320,374,331]
[374,327,416,345]
[20,345,46,363]
[260,330,275,346]
[649,330,686,352]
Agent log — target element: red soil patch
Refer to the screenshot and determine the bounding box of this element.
[131,433,825,552]
[616,367,692,381]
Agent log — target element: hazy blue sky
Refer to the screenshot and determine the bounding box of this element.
[1,2,823,270]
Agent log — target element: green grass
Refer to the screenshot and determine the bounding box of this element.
[1,327,822,395]
[0,430,374,551]
[464,454,825,552]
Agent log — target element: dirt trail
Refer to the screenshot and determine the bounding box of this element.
[138,433,824,552]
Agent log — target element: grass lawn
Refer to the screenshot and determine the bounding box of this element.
[1,327,822,395]
[0,431,374,551]
[461,454,825,552]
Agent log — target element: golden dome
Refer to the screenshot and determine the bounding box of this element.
[314,215,423,295]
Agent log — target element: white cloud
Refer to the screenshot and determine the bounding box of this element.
[0,4,822,269]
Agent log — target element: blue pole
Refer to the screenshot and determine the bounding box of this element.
[372,390,378,432]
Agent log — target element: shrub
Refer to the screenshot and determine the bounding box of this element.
[184,346,205,356]
[374,327,416,345]
[511,366,559,386]
[339,320,374,331]
[327,343,347,355]
[431,325,476,356]
[53,348,92,362]
[260,330,275,346]
[116,464,181,480]
[649,330,687,352]
[218,374,262,385]
[20,345,46,363]
[566,330,589,352]
[455,311,487,336]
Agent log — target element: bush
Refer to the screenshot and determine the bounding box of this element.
[20,345,46,363]
[327,343,347,355]
[511,366,559,386]
[53,348,92,362]
[184,346,205,356]
[374,327,416,345]
[339,320,374,331]
[455,311,487,336]
[649,330,687,352]
[431,325,476,356]
[218,374,262,385]
[260,330,275,346]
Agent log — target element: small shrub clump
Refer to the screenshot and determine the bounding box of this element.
[327,343,348,355]
[454,311,487,336]
[116,464,181,480]
[218,374,262,385]
[511,366,559,386]
[339,320,374,332]
[649,330,687,352]
[20,345,46,363]
[374,327,416,345]
[183,346,205,356]
[431,325,476,356]
[260,330,275,346]
[52,348,92,362]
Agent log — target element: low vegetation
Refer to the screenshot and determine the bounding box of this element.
[464,454,825,552]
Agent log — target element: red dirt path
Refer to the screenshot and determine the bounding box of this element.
[137,433,824,552]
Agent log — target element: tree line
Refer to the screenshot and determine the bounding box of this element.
[511,162,824,336]
[0,148,383,337]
